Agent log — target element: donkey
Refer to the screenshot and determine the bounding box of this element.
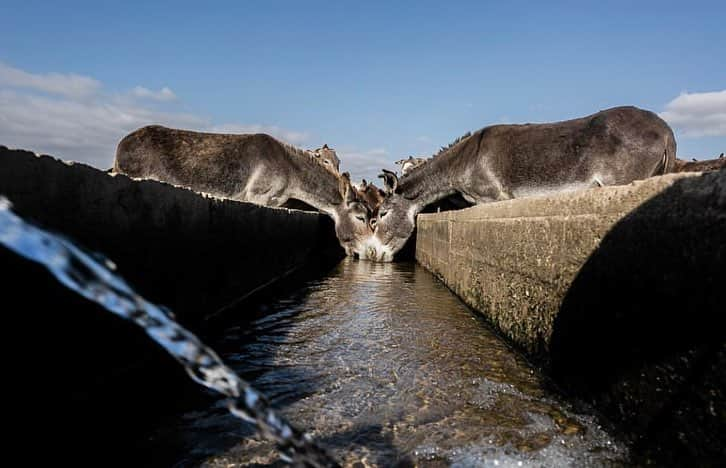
[114,125,372,256]
[308,144,341,173]
[366,106,676,261]
[395,156,429,176]
[356,179,386,212]
[670,154,725,173]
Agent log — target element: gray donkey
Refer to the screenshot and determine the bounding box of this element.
[114,125,372,256]
[366,106,676,261]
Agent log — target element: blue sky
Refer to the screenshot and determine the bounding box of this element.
[1,1,724,181]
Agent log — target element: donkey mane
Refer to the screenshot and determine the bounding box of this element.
[433,131,473,158]
[215,131,338,182]
[278,140,334,171]
[397,131,474,179]
[279,140,312,159]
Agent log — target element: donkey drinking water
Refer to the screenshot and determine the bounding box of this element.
[114,126,372,257]
[366,106,676,261]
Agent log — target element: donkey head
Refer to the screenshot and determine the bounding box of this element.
[331,172,376,257]
[312,144,341,173]
[355,169,419,262]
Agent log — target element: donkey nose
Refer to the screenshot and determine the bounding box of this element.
[366,246,377,260]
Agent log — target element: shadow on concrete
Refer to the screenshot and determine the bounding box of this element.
[396,193,475,261]
[549,170,725,463]
[0,147,345,465]
[0,146,344,329]
[2,243,194,464]
[2,236,342,466]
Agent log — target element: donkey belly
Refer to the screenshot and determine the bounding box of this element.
[468,155,607,202]
[509,178,601,199]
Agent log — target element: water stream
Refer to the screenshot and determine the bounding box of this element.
[144,259,627,467]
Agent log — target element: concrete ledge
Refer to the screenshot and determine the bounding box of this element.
[416,170,726,461]
[0,145,342,324]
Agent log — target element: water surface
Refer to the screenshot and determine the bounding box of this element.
[148,259,625,467]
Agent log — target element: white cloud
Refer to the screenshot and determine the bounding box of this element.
[659,90,726,137]
[209,123,309,145]
[0,63,309,169]
[0,61,101,99]
[130,86,177,101]
[0,90,205,168]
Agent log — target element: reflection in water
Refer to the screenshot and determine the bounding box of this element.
[151,258,626,467]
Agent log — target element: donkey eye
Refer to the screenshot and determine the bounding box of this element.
[380,210,389,218]
[355,215,366,222]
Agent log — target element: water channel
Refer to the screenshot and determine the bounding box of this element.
[140,258,626,467]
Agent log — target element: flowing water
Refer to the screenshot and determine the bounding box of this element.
[1,196,627,467]
[145,259,627,467]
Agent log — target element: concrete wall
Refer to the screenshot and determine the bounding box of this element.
[416,170,725,462]
[0,145,343,461]
[0,145,342,324]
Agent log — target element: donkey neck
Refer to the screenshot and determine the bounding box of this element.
[292,185,344,217]
[285,151,345,215]
[399,152,464,209]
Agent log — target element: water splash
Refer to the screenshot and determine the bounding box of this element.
[0,196,339,468]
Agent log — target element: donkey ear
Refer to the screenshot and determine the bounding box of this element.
[323,144,329,149]
[344,180,359,204]
[378,169,398,195]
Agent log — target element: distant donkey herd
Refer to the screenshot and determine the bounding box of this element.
[113,106,725,262]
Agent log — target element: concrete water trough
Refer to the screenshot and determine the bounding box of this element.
[1,145,724,464]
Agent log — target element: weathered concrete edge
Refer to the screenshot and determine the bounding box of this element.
[416,170,723,355]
